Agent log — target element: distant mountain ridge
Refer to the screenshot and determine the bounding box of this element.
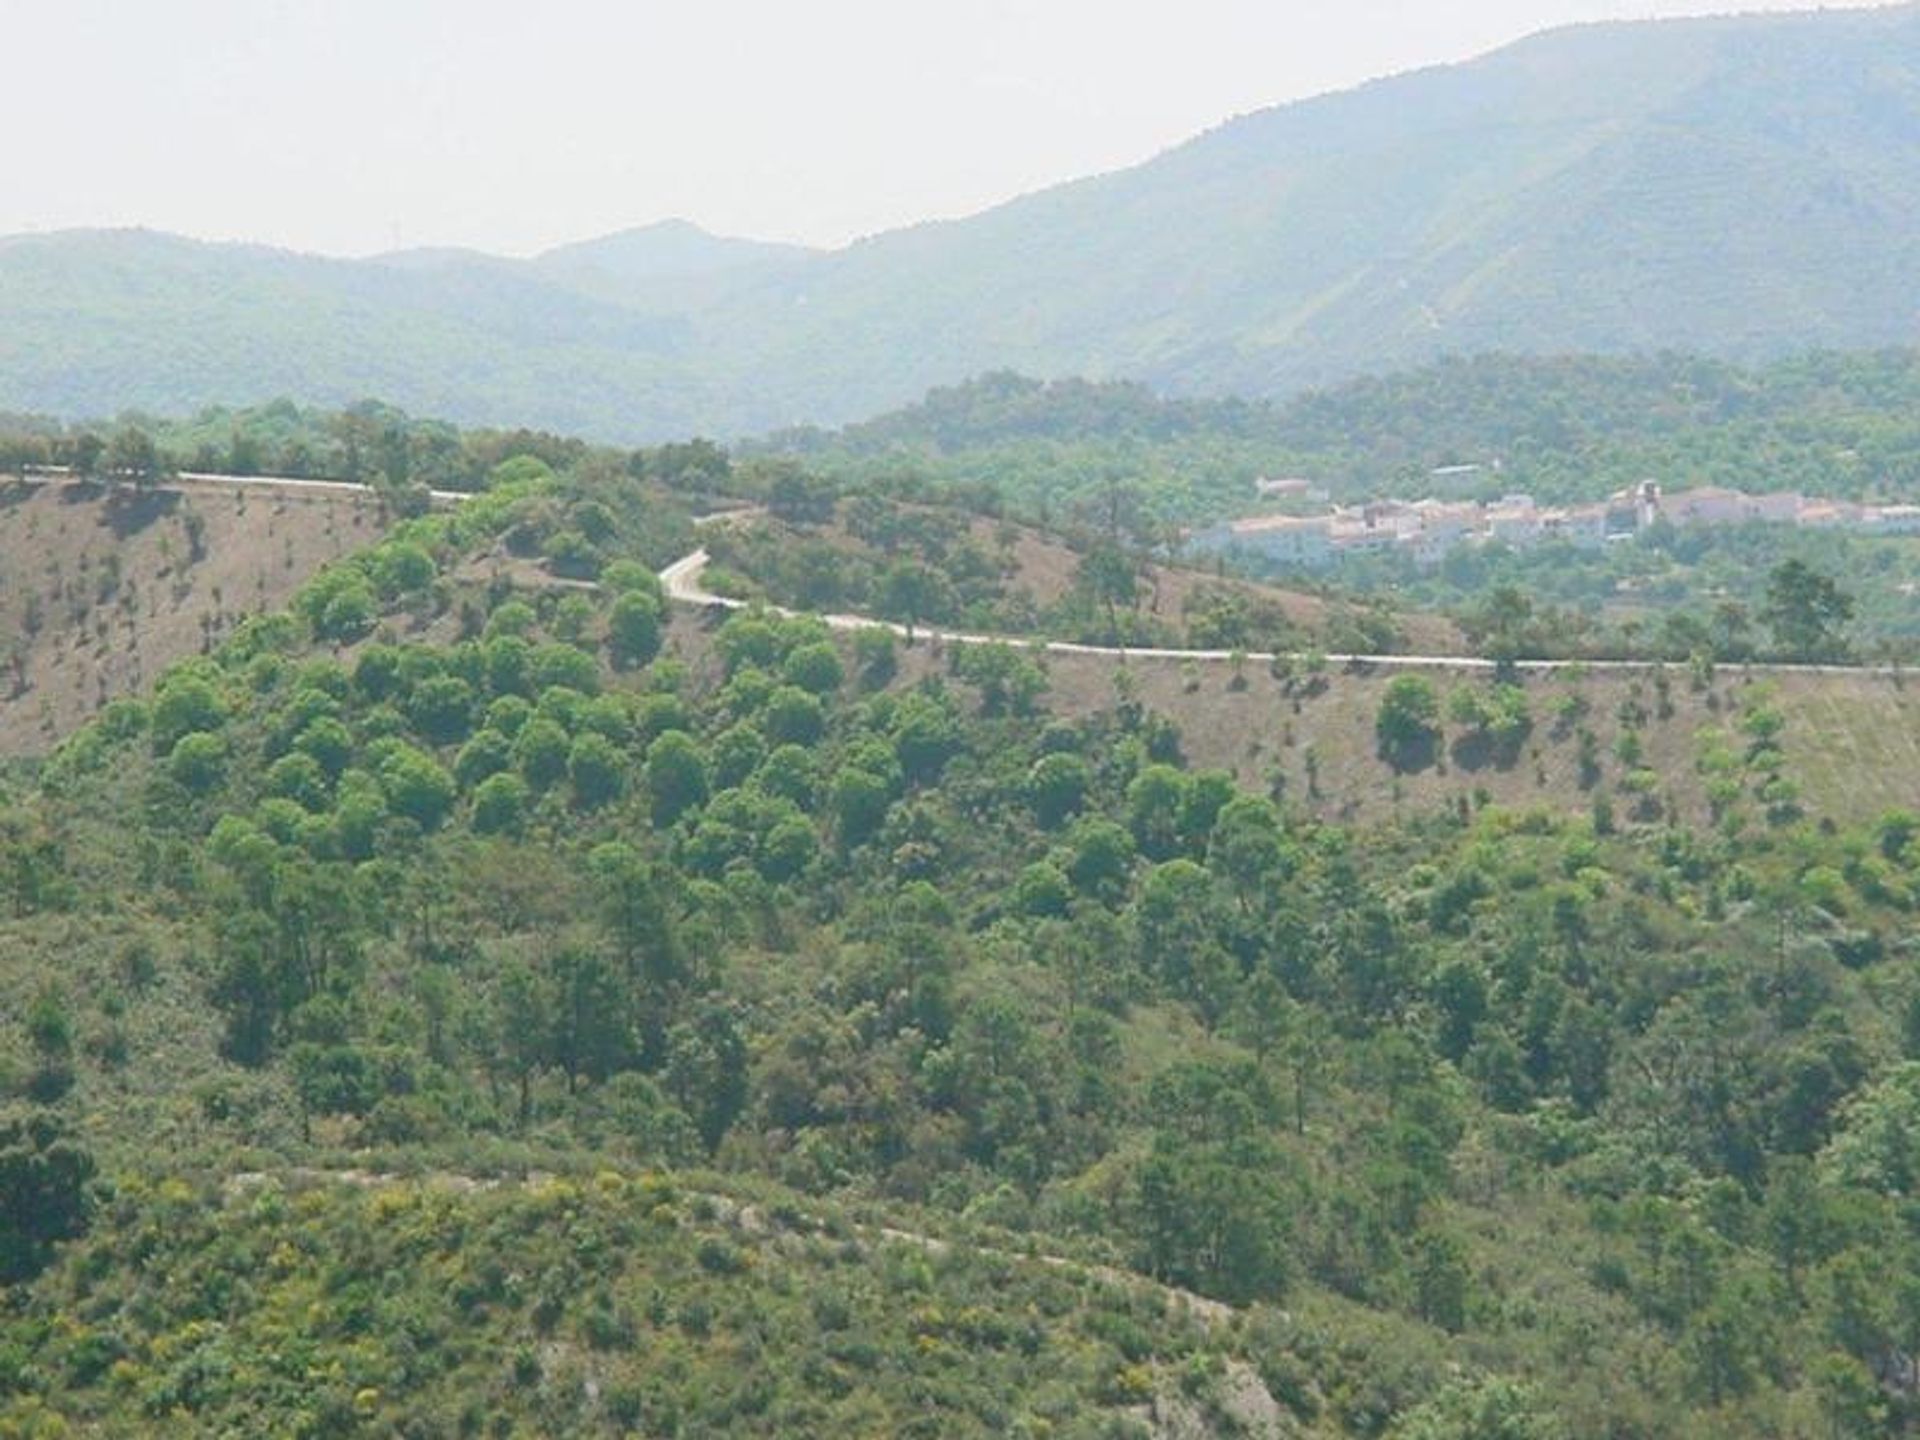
[4,5,1920,438]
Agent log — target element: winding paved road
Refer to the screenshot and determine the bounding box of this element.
[15,468,1911,678]
[19,465,469,506]
[55,470,1898,680]
[659,544,1910,678]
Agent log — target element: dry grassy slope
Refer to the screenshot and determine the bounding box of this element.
[1004,522,1464,655]
[1023,651,1920,831]
[759,507,1463,654]
[0,477,387,756]
[656,598,1920,830]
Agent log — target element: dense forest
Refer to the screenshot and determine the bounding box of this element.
[768,352,1920,522]
[1300,521,1920,659]
[3,431,1920,1435]
[0,398,600,500]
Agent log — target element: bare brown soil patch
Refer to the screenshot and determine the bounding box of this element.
[0,477,389,755]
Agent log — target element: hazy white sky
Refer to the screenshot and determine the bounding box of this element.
[0,1,1880,256]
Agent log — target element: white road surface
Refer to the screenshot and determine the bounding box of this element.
[658,544,1912,679]
[22,467,1900,680]
[19,466,468,506]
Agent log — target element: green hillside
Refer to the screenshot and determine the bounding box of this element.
[531,220,821,313]
[6,7,1920,437]
[8,436,1920,1434]
[769,351,1920,520]
[699,6,1920,418]
[0,230,721,438]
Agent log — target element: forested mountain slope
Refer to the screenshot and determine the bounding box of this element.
[7,6,1920,437]
[8,443,1920,1434]
[766,353,1920,521]
[0,230,715,438]
[697,5,1920,418]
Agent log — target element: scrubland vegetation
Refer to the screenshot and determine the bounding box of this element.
[2,423,1920,1437]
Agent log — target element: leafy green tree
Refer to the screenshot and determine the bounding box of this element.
[0,1110,94,1282]
[1684,1271,1779,1407]
[1410,1228,1472,1331]
[763,463,836,524]
[0,810,69,918]
[762,685,826,746]
[829,768,892,849]
[513,717,572,790]
[528,642,599,695]
[782,641,845,696]
[1011,861,1073,918]
[212,911,280,1065]
[1136,858,1236,1022]
[150,671,227,752]
[587,840,687,998]
[380,744,456,830]
[167,731,229,793]
[317,578,378,642]
[755,743,820,809]
[1127,764,1190,860]
[608,590,663,670]
[853,626,898,687]
[104,422,164,485]
[878,560,948,640]
[534,684,589,733]
[454,728,514,787]
[471,772,530,835]
[600,558,665,597]
[372,541,436,597]
[1077,542,1138,640]
[1376,675,1441,770]
[952,641,1046,715]
[549,944,634,1091]
[760,815,818,882]
[715,615,781,674]
[645,731,709,826]
[1028,752,1091,829]
[482,634,532,697]
[66,429,105,477]
[891,691,961,782]
[1388,1375,1566,1440]
[1208,794,1285,909]
[484,598,538,640]
[1067,818,1137,903]
[665,1004,750,1152]
[491,958,552,1126]
[294,715,355,778]
[1762,559,1854,660]
[1176,769,1236,850]
[1137,1132,1293,1305]
[351,642,406,701]
[1809,1350,1888,1438]
[288,1041,380,1120]
[1460,585,1535,664]
[709,722,767,789]
[266,751,329,810]
[25,986,74,1101]
[1821,1062,1920,1194]
[568,732,626,809]
[407,674,476,745]
[331,771,387,861]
